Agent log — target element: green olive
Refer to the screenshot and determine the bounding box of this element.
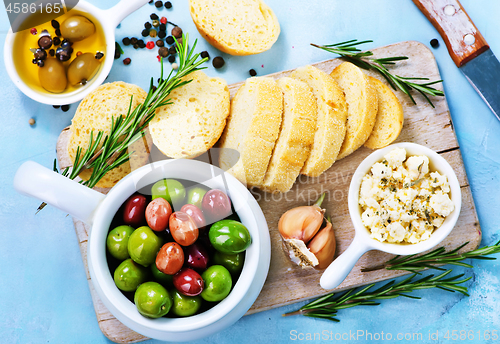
[209,220,252,254]
[113,259,149,292]
[171,290,202,317]
[212,251,245,275]
[106,225,134,260]
[200,265,232,302]
[60,16,96,42]
[134,282,172,318]
[67,53,101,86]
[38,58,67,93]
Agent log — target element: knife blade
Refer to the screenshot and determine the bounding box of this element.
[413,0,500,121]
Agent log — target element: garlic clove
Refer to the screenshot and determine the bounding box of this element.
[281,238,319,268]
[307,221,336,270]
[278,205,324,242]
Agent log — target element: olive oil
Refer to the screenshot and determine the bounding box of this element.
[12,9,106,95]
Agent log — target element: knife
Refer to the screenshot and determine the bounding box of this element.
[413,0,500,122]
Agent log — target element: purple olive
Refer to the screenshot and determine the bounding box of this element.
[184,242,209,271]
[173,268,204,296]
[123,194,147,227]
[180,204,206,229]
[202,189,231,224]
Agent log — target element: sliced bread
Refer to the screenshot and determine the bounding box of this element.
[330,62,378,160]
[189,0,280,56]
[149,70,230,158]
[262,77,318,193]
[289,65,347,177]
[218,77,283,187]
[364,76,404,149]
[68,81,151,188]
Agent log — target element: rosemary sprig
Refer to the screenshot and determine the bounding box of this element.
[37,34,207,212]
[284,240,500,321]
[283,270,471,321]
[312,39,444,107]
[362,240,500,273]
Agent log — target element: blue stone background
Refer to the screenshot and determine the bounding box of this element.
[1,0,499,343]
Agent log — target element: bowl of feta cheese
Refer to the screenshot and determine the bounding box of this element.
[320,142,461,290]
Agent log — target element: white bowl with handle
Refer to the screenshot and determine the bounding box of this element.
[320,142,462,290]
[14,159,271,341]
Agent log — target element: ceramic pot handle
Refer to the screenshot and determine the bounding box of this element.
[14,161,105,224]
[320,236,370,290]
[105,0,151,28]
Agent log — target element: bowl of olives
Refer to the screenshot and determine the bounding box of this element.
[4,0,150,105]
[14,159,271,341]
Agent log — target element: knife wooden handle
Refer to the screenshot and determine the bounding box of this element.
[412,0,489,67]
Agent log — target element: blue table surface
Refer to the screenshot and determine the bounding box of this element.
[1,0,500,343]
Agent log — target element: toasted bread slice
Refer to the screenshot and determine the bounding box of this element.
[289,65,347,176]
[189,0,280,56]
[68,82,151,188]
[330,62,378,160]
[218,77,283,187]
[149,71,230,158]
[262,77,318,193]
[364,76,404,149]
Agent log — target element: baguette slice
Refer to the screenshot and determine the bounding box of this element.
[262,77,318,193]
[68,82,151,188]
[218,77,283,187]
[364,76,404,149]
[330,62,378,160]
[149,71,230,158]
[189,0,280,56]
[289,65,347,176]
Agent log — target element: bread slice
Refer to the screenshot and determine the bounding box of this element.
[68,82,152,188]
[218,77,283,187]
[149,71,230,158]
[289,65,347,177]
[262,77,318,193]
[364,76,404,149]
[189,0,280,56]
[330,62,378,160]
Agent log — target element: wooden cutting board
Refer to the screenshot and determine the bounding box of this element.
[56,41,481,343]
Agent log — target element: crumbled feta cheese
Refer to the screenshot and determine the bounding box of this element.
[358,148,454,244]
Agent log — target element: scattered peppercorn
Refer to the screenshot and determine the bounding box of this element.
[146,41,155,49]
[149,29,157,38]
[159,23,166,32]
[165,1,172,8]
[249,69,257,76]
[53,37,61,46]
[61,105,70,112]
[55,29,61,37]
[171,62,178,70]
[51,20,60,29]
[130,37,138,44]
[159,47,169,57]
[114,49,121,59]
[95,52,104,59]
[138,40,146,48]
[76,51,83,57]
[32,58,37,64]
[152,19,160,27]
[155,1,162,8]
[49,49,55,57]
[29,118,35,126]
[149,0,153,3]
[166,36,174,45]
[145,22,152,30]
[171,26,182,38]
[30,28,37,35]
[34,48,47,60]
[430,38,439,48]
[123,57,131,65]
[53,105,60,109]
[168,55,175,63]
[38,36,52,49]
[158,31,166,39]
[156,40,164,47]
[150,13,159,20]
[142,29,149,37]
[37,60,45,67]
[200,51,210,59]
[133,43,139,49]
[160,17,167,24]
[169,46,177,55]
[212,56,225,68]
[122,37,130,46]
[151,85,157,92]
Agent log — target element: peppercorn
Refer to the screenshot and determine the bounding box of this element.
[155,1,162,8]
[55,29,61,37]
[37,60,45,67]
[76,51,83,57]
[146,41,155,49]
[249,69,257,76]
[149,30,157,38]
[168,55,176,63]
[150,13,159,20]
[114,49,121,59]
[34,48,47,60]
[130,37,138,45]
[149,0,153,3]
[165,1,172,8]
[53,105,60,109]
[171,26,182,38]
[159,23,166,32]
[61,105,70,112]
[156,40,164,47]
[166,36,174,45]
[122,37,130,46]
[430,38,439,48]
[95,52,104,59]
[145,22,152,30]
[138,40,146,48]
[32,58,37,64]
[133,43,139,49]
[200,51,210,59]
[159,47,169,57]
[29,118,35,126]
[30,28,37,35]
[158,31,166,39]
[123,57,131,65]
[38,36,52,49]
[171,62,178,70]
[212,56,225,69]
[160,17,167,24]
[49,49,55,57]
[142,29,149,37]
[169,46,177,55]
[51,20,60,29]
[152,19,160,27]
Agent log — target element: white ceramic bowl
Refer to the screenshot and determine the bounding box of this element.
[14,159,271,341]
[320,142,462,290]
[4,0,149,105]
